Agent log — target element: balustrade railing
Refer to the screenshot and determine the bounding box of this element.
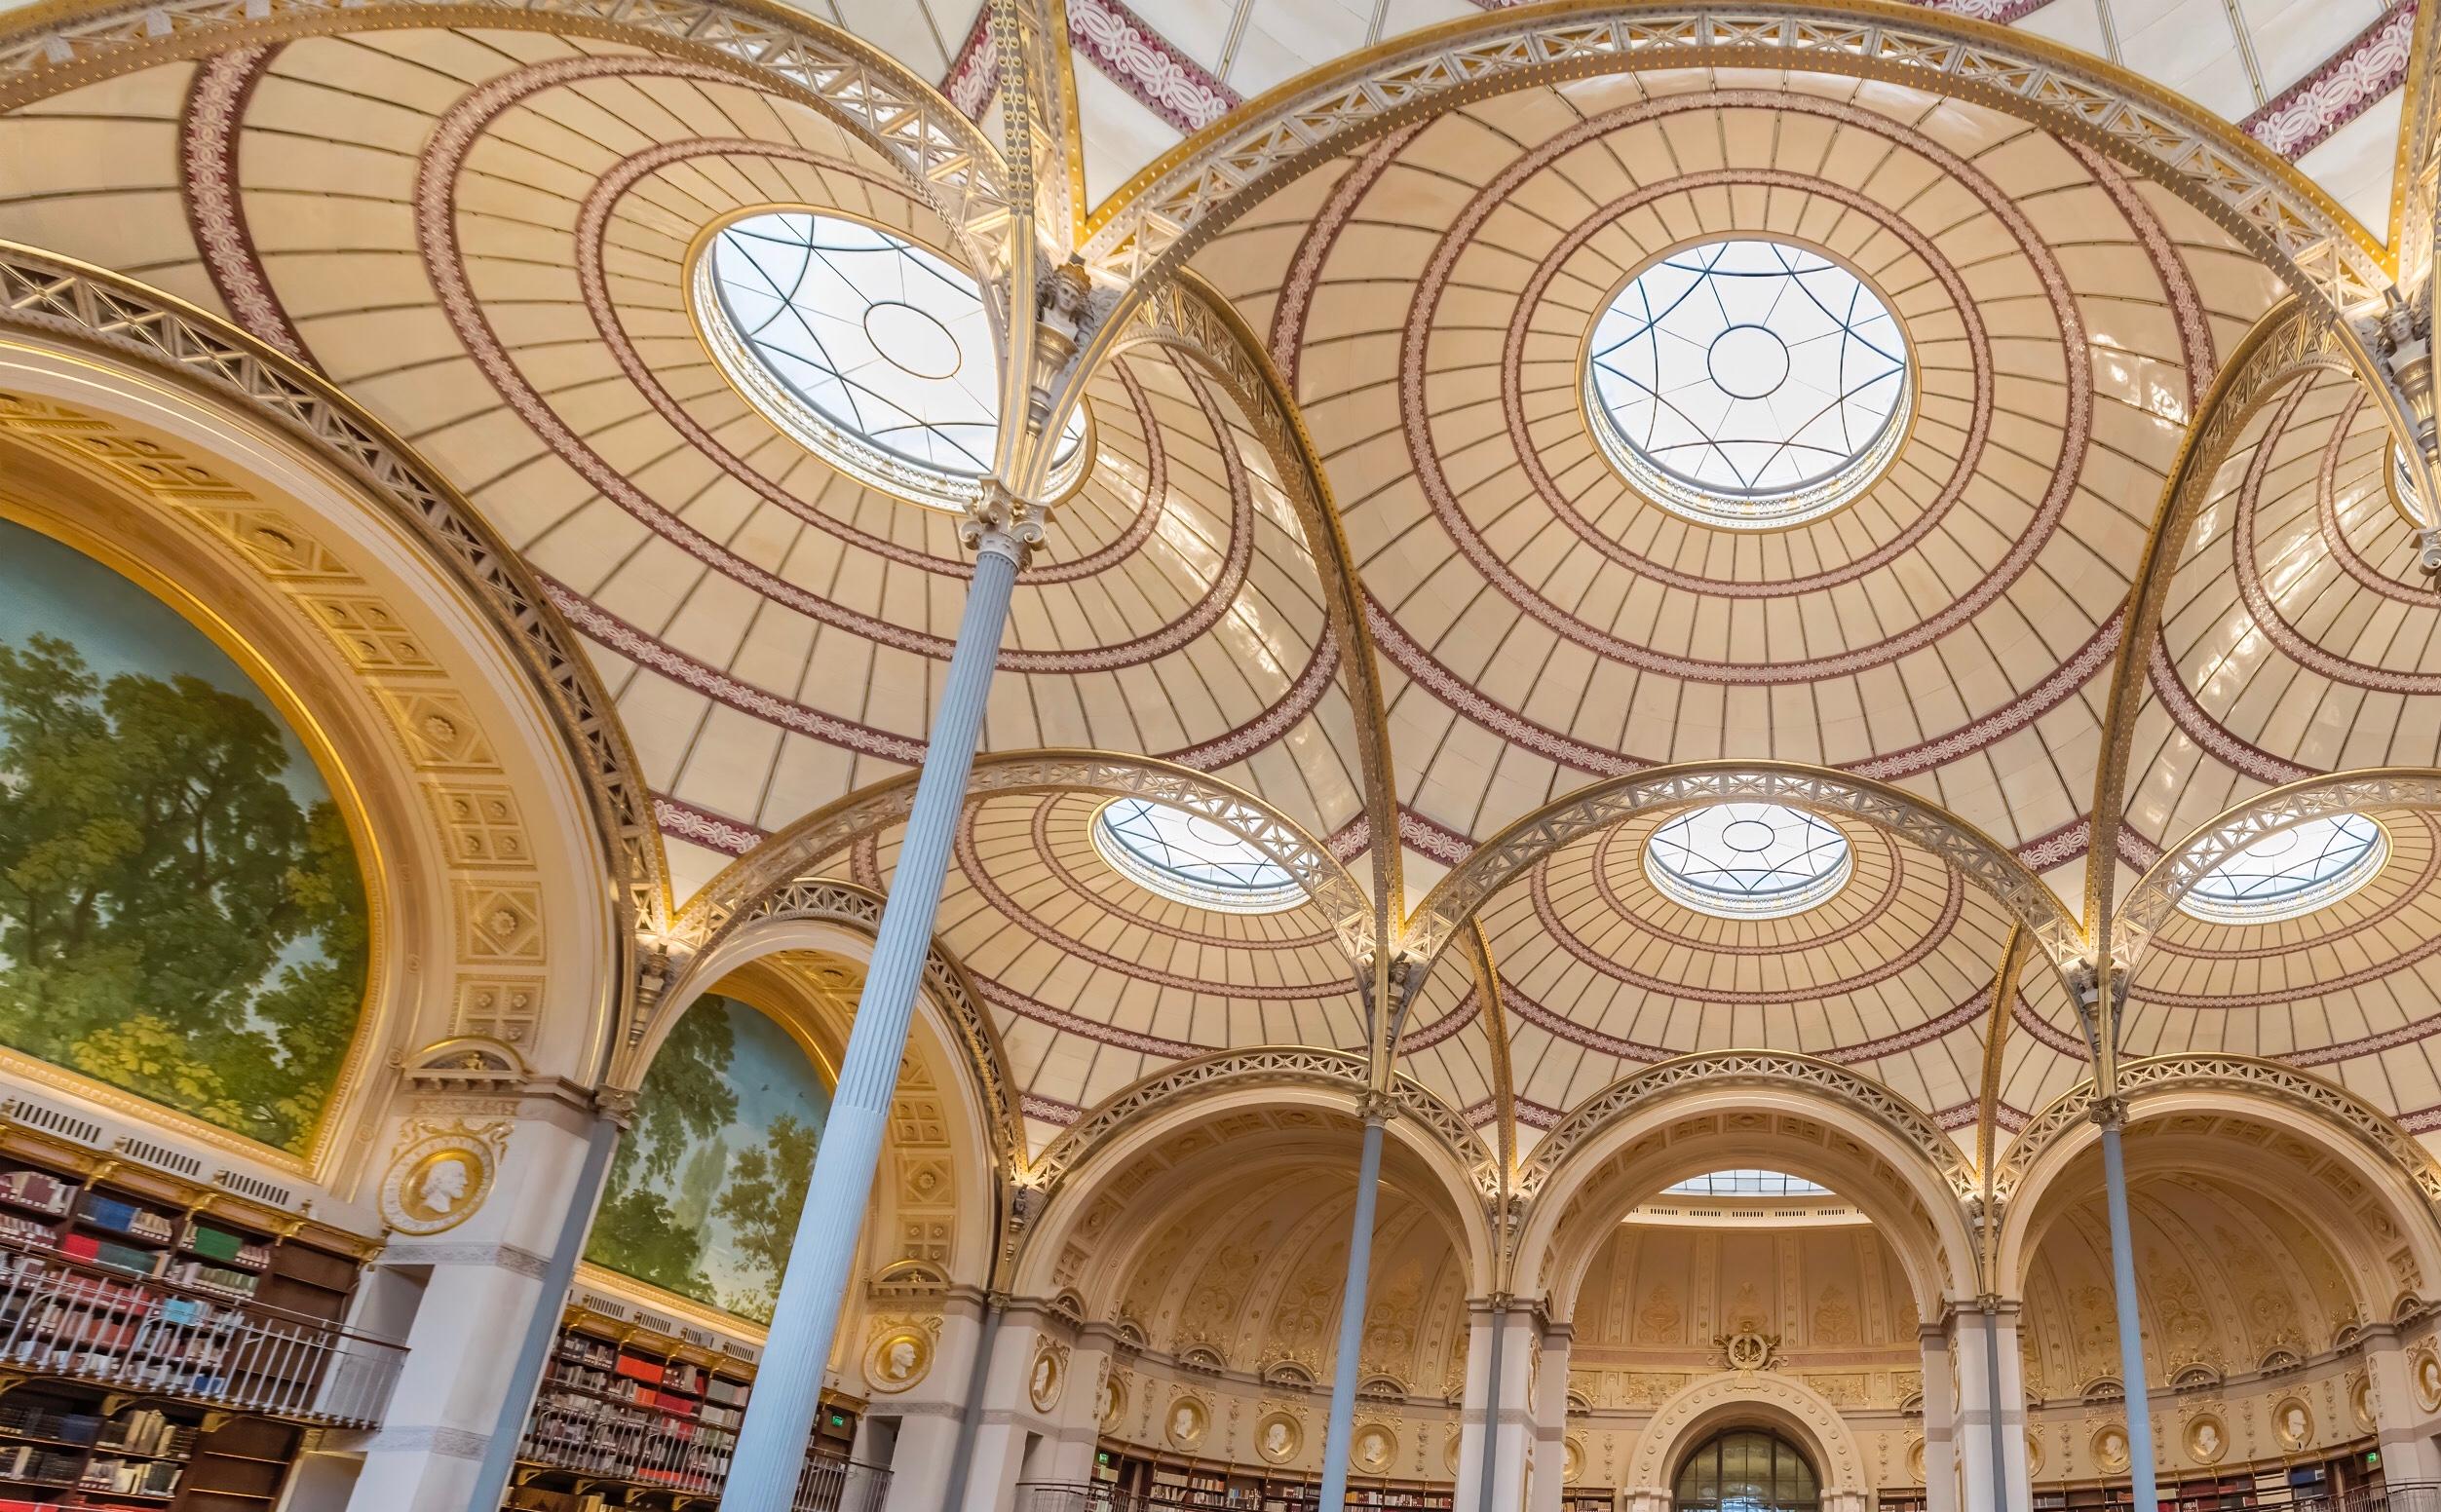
[518,1388,889,1512]
[0,1247,402,1426]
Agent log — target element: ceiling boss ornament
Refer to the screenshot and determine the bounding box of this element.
[1716,1327,1781,1374]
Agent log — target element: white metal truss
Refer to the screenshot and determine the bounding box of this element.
[1017,1046,1494,1199]
[1509,1049,1978,1208]
[674,750,1377,961]
[2113,772,2441,970]
[1080,3,2388,321]
[1400,765,2083,977]
[0,0,1018,291]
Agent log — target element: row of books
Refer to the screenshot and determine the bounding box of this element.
[78,1194,172,1244]
[0,1172,72,1218]
[97,1408,193,1458]
[0,1441,83,1481]
[80,1452,182,1495]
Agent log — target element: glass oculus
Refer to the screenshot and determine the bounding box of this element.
[1585,239,1910,529]
[692,209,1087,510]
[1662,1170,1832,1198]
[1091,798,1306,914]
[1642,803,1853,920]
[2177,812,2386,925]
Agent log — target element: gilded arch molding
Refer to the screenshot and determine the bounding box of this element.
[0,241,668,953]
[1991,1054,2441,1283]
[2082,299,2363,953]
[0,0,1017,291]
[1399,763,2083,978]
[673,750,1377,959]
[0,377,609,1176]
[1509,1052,1982,1312]
[1515,1051,1976,1206]
[1019,1047,1494,1197]
[1107,273,1400,921]
[1078,1,2388,318]
[628,877,1026,1175]
[2115,770,2441,969]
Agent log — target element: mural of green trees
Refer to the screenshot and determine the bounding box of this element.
[0,519,369,1153]
[586,995,831,1322]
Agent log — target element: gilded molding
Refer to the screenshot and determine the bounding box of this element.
[1990,1053,2441,1217]
[0,241,667,952]
[0,0,1014,284]
[1081,0,2386,318]
[2081,299,2361,953]
[1019,1047,1492,1198]
[1401,762,2084,982]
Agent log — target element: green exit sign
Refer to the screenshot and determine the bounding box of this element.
[829,1414,847,1428]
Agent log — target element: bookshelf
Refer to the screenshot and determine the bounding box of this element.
[0,1143,372,1512]
[0,1162,358,1332]
[0,1384,210,1511]
[507,1312,862,1510]
[2012,1444,2369,1512]
[1562,1490,1615,1512]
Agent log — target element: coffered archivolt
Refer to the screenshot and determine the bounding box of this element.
[0,241,667,958]
[1991,1055,2441,1297]
[0,348,622,1183]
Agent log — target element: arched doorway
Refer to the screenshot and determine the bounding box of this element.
[1672,1429,1822,1512]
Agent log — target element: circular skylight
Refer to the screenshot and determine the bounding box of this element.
[1643,803,1853,919]
[692,209,1087,510]
[1092,798,1306,914]
[2178,813,2387,925]
[1663,1170,1832,1198]
[1584,239,1910,529]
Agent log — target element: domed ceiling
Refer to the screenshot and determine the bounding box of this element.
[1,0,2436,1162]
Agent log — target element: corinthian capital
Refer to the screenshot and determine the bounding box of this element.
[961,481,1049,566]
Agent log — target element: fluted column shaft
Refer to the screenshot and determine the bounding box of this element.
[1318,1111,1389,1512]
[719,514,1033,1512]
[2100,1117,2159,1512]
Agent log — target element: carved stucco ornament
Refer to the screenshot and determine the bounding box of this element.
[379,1118,510,1235]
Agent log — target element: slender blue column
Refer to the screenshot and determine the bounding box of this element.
[719,519,1030,1512]
[2100,1118,2159,1512]
[1318,1112,1389,1512]
[467,1111,622,1512]
[1472,1299,1507,1512]
[1982,1305,2012,1512]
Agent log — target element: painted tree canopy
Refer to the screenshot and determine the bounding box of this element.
[587,996,831,1322]
[0,519,369,1153]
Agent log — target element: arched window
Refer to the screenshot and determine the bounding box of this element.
[1672,1428,1821,1512]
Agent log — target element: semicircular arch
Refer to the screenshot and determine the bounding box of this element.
[1513,1053,1981,1319]
[1011,1049,1498,1295]
[1625,1372,1871,1497]
[1993,1055,2441,1301]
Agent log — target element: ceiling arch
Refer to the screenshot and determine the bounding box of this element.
[1078,1,2389,317]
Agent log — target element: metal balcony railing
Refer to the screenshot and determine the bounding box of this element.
[0,1246,402,1426]
[518,1391,890,1512]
